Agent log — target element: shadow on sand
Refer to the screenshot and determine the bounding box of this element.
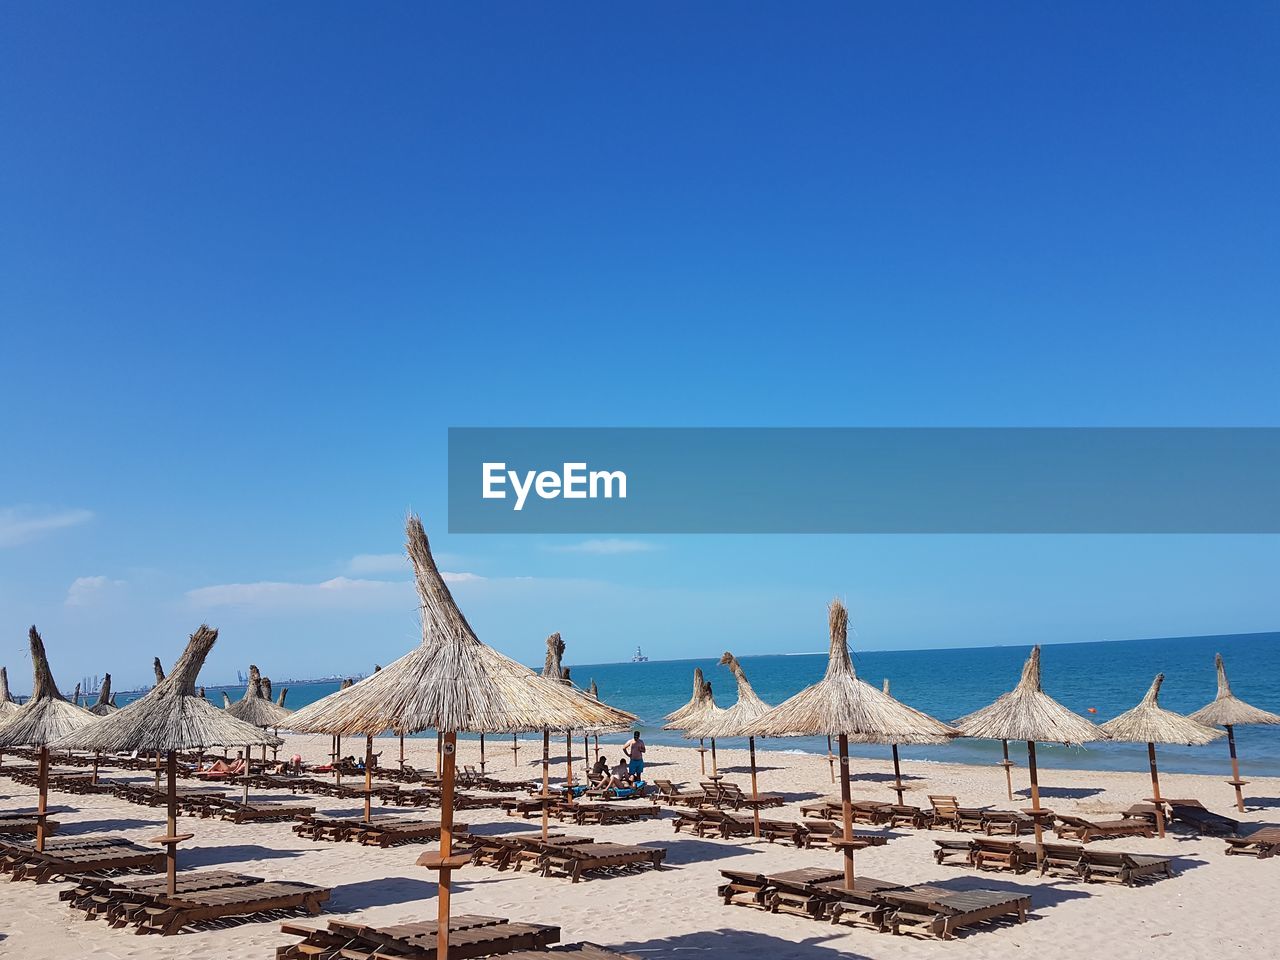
[181,843,305,867]
[614,928,872,960]
[329,876,439,911]
[1016,786,1102,800]
[58,817,158,835]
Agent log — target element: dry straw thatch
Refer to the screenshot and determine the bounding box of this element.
[89,673,118,716]
[1188,653,1280,728]
[0,628,97,747]
[153,657,165,684]
[686,652,772,739]
[226,666,292,728]
[277,687,288,707]
[745,601,956,743]
[663,667,715,729]
[541,633,568,681]
[0,666,18,716]
[57,626,280,753]
[286,515,634,737]
[954,646,1105,746]
[1101,674,1223,746]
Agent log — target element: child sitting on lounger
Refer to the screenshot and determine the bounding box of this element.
[590,756,610,785]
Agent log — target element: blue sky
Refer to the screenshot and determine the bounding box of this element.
[1,4,1277,690]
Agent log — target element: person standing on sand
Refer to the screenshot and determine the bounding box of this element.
[622,730,646,779]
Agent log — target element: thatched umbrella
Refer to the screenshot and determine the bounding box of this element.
[0,666,18,715]
[954,645,1105,865]
[287,516,633,960]
[89,674,117,716]
[0,628,98,850]
[744,601,956,887]
[664,668,720,774]
[687,652,772,835]
[1101,673,1222,836]
[57,625,279,894]
[1189,653,1280,812]
[226,667,292,762]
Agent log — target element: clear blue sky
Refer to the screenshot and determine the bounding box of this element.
[1,4,1276,690]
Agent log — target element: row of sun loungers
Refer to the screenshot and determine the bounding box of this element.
[0,834,163,883]
[64,869,331,935]
[719,867,1031,939]
[651,779,783,810]
[459,832,667,882]
[932,836,1177,884]
[292,813,468,847]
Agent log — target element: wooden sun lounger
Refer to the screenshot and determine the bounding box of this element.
[353,819,468,848]
[538,841,665,882]
[981,810,1034,836]
[1039,841,1087,879]
[717,868,771,908]
[652,779,704,807]
[65,870,262,924]
[758,867,847,919]
[1054,814,1154,842]
[814,876,912,930]
[277,915,560,960]
[1080,848,1176,885]
[0,816,60,836]
[712,782,785,810]
[928,795,961,830]
[220,802,316,823]
[568,801,662,826]
[1167,801,1239,836]
[880,886,1031,939]
[503,796,556,818]
[798,798,843,820]
[1225,826,1280,858]
[672,807,752,839]
[971,837,1031,873]
[133,879,330,935]
[757,818,808,847]
[883,804,933,829]
[933,839,975,866]
[801,819,890,849]
[6,837,164,883]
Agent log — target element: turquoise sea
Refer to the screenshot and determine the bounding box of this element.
[131,631,1279,777]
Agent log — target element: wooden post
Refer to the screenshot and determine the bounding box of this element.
[335,735,343,788]
[399,733,405,771]
[92,750,100,786]
[593,733,599,763]
[166,750,178,895]
[243,755,250,806]
[1000,740,1014,801]
[512,733,519,768]
[710,738,719,776]
[362,735,374,822]
[35,746,49,852]
[890,744,905,805]
[436,732,443,773]
[565,731,574,789]
[698,738,707,775]
[838,734,855,888]
[1147,741,1166,837]
[1026,741,1044,870]
[748,736,761,838]
[436,731,458,960]
[826,736,835,784]
[479,733,486,775]
[1226,724,1246,812]
[540,729,551,841]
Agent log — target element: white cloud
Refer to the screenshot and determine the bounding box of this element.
[442,571,485,583]
[0,506,93,548]
[346,553,407,575]
[65,575,126,607]
[545,539,659,555]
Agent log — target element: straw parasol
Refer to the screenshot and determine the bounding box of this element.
[226,666,292,761]
[954,645,1106,865]
[664,667,721,775]
[1100,673,1222,836]
[744,600,956,887]
[0,666,18,715]
[89,673,118,715]
[687,652,773,835]
[286,515,633,960]
[1188,653,1280,812]
[57,625,279,894]
[0,627,98,850]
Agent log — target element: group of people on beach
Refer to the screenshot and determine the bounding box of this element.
[588,730,646,790]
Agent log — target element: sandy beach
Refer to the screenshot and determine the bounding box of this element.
[2,734,1274,960]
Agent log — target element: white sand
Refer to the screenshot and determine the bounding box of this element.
[2,733,1275,959]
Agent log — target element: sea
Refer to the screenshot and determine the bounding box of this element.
[124,631,1280,777]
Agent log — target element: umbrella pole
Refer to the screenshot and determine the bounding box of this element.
[437,732,443,773]
[435,731,458,960]
[540,729,551,841]
[1000,740,1014,801]
[1026,741,1044,870]
[92,750,99,787]
[399,733,405,771]
[748,736,761,838]
[837,734,855,888]
[165,750,178,895]
[698,738,706,775]
[710,738,718,776]
[890,744,905,805]
[582,733,589,781]
[1147,742,1166,838]
[480,733,486,776]
[826,736,835,784]
[593,733,599,762]
[243,755,249,805]
[335,735,342,788]
[512,733,519,768]
[363,735,374,823]
[1226,724,1245,812]
[36,745,49,852]
[565,731,574,790]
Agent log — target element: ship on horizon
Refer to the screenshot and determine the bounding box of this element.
[631,646,649,663]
